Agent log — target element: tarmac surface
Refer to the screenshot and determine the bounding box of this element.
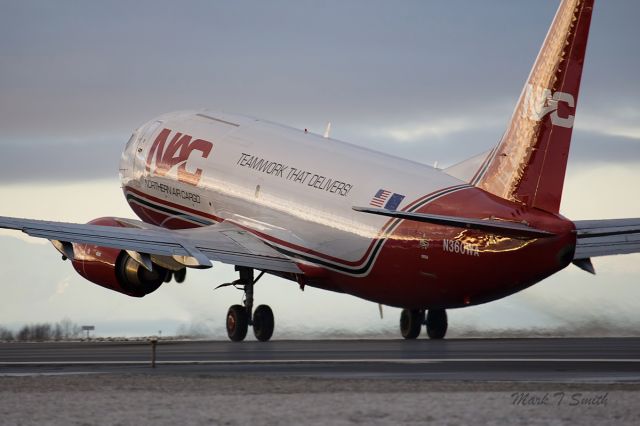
[1,338,640,425]
[1,337,639,381]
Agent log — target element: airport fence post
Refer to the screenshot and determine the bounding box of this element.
[150,337,158,368]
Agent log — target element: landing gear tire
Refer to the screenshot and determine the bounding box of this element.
[226,304,249,342]
[400,309,425,339]
[253,305,274,342]
[221,267,275,342]
[174,268,187,283]
[426,309,447,339]
[163,269,186,284]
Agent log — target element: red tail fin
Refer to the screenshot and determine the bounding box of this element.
[476,0,594,213]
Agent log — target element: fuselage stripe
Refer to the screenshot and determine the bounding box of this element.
[471,143,500,186]
[124,183,472,276]
[126,195,214,226]
[263,184,473,275]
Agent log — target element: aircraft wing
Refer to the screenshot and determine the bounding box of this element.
[0,216,301,273]
[573,218,640,259]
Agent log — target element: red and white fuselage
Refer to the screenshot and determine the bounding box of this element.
[119,110,575,309]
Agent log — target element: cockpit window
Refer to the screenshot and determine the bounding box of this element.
[146,121,163,141]
[125,133,136,151]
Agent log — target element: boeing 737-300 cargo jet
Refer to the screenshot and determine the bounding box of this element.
[1,0,638,341]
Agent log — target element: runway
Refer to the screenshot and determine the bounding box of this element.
[2,338,640,425]
[1,337,639,382]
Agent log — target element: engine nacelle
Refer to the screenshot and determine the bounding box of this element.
[68,217,168,297]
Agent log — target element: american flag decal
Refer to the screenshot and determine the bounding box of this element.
[370,189,405,210]
[370,189,391,207]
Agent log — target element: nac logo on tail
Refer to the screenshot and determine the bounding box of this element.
[146,128,213,186]
[522,83,575,128]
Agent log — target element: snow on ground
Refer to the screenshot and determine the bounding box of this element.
[0,375,639,425]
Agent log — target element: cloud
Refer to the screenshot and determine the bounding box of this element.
[0,138,125,184]
[1,1,638,185]
[372,116,502,143]
[0,179,133,223]
[562,163,640,219]
[578,108,640,140]
[0,231,48,245]
[55,276,71,295]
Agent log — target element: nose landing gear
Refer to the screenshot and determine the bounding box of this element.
[399,308,447,340]
[220,267,275,342]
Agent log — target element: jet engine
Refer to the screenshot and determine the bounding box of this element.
[65,217,169,297]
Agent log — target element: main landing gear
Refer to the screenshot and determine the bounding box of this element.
[399,308,447,340]
[219,266,274,342]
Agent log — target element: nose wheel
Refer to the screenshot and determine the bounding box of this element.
[219,267,275,342]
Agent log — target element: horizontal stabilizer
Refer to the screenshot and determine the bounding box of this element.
[352,206,555,239]
[573,218,640,259]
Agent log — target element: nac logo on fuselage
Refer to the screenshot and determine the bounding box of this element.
[522,83,575,129]
[145,128,213,186]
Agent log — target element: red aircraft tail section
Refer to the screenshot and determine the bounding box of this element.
[475,0,594,213]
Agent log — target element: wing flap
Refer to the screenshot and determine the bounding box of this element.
[1,216,190,256]
[0,216,301,273]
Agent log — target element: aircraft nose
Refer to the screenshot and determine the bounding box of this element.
[119,131,140,183]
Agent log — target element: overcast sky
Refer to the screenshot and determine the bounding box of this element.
[1,1,639,338]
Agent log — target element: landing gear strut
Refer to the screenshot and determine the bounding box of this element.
[399,308,448,339]
[221,267,274,342]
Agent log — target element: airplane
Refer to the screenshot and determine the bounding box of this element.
[1,0,639,342]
